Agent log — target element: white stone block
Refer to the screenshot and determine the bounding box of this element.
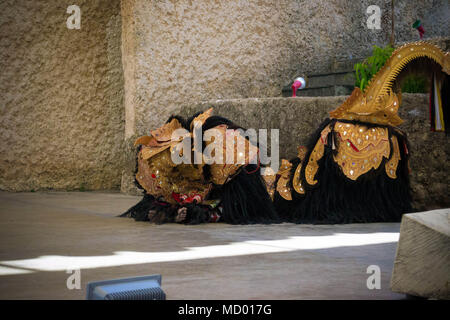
[391,209,450,299]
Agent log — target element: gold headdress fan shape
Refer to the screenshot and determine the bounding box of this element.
[330,41,450,126]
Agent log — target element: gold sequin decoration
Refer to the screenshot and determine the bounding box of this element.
[385,135,401,179]
[333,122,390,181]
[276,159,293,200]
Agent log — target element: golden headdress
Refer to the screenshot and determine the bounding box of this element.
[330,41,450,126]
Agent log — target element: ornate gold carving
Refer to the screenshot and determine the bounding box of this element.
[141,144,172,160]
[292,162,305,195]
[191,107,214,129]
[136,148,211,205]
[276,159,293,200]
[333,122,390,180]
[135,116,192,161]
[134,107,259,204]
[207,125,259,185]
[134,110,216,204]
[262,167,276,200]
[150,118,183,143]
[297,146,307,159]
[304,125,330,186]
[136,151,166,198]
[292,146,307,195]
[134,135,154,147]
[330,41,450,126]
[385,135,401,179]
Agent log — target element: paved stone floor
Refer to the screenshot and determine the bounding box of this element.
[0,191,407,299]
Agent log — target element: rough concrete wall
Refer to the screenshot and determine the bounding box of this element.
[402,95,450,211]
[176,93,449,211]
[0,0,124,191]
[121,0,449,138]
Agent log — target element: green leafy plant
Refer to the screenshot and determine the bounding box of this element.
[354,45,394,92]
[401,74,427,93]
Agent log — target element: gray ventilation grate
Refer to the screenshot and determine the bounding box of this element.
[86,274,166,300]
[104,287,166,300]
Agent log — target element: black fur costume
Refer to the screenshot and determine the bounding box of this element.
[274,118,412,224]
